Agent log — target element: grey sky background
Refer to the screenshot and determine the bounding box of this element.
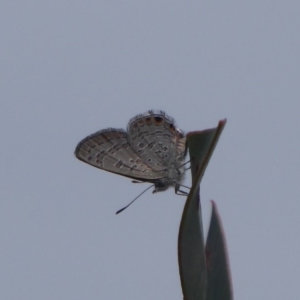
[1,1,300,299]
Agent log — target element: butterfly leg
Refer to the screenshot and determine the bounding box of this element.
[175,183,190,196]
[176,189,189,196]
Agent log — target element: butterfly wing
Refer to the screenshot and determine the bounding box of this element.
[75,128,165,181]
[127,111,186,170]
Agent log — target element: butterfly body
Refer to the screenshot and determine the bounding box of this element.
[75,110,187,193]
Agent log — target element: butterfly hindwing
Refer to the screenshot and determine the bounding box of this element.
[127,111,186,170]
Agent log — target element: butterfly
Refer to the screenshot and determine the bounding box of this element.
[75,110,187,194]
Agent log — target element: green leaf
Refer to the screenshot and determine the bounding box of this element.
[206,201,233,300]
[178,120,227,300]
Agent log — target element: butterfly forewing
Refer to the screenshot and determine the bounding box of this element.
[75,129,166,181]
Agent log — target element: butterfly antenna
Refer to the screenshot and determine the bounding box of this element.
[116,184,154,214]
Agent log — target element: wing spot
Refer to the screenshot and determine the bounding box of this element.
[116,132,125,138]
[132,122,138,129]
[138,131,148,137]
[130,165,137,171]
[154,116,163,125]
[108,148,116,154]
[138,119,145,126]
[112,144,121,150]
[101,134,110,142]
[145,117,152,125]
[115,160,123,168]
[148,141,155,149]
[169,123,176,133]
